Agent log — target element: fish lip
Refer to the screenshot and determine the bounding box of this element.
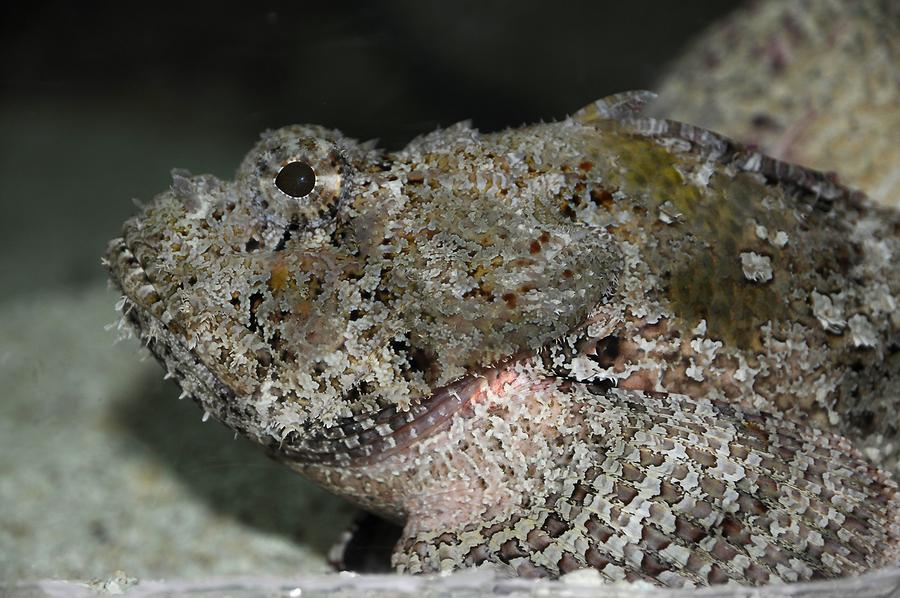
[276,351,530,467]
[105,234,246,430]
[105,235,163,314]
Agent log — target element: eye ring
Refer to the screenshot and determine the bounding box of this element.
[275,161,317,198]
[239,128,348,230]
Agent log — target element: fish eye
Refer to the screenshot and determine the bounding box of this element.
[275,161,317,198]
[240,129,346,229]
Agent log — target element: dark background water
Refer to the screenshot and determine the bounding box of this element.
[0,1,739,296]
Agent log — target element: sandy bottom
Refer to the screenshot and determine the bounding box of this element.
[0,285,355,584]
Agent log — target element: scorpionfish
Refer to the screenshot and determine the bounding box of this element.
[106,92,900,587]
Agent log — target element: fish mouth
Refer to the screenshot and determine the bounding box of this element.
[106,232,533,466]
[105,235,255,436]
[277,353,529,467]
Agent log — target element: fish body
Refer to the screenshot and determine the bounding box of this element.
[106,92,900,586]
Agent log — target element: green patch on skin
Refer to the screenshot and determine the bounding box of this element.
[664,173,795,349]
[590,133,799,349]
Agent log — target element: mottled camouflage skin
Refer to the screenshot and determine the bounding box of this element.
[106,92,899,587]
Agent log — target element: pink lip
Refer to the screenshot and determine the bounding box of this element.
[281,352,530,467]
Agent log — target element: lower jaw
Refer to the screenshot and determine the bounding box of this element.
[277,353,530,468]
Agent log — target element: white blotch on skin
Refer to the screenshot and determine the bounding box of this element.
[811,291,846,333]
[740,251,773,283]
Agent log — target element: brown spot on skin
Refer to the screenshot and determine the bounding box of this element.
[843,513,868,533]
[745,562,771,584]
[558,553,583,573]
[642,526,671,551]
[481,521,508,537]
[711,539,739,562]
[585,547,610,569]
[375,288,396,304]
[659,480,683,504]
[729,443,749,460]
[618,370,658,392]
[685,552,708,574]
[543,514,568,538]
[641,553,669,576]
[571,484,590,504]
[700,476,726,499]
[412,541,429,558]
[516,562,552,578]
[255,348,272,368]
[508,257,537,268]
[755,475,779,499]
[738,494,768,516]
[686,447,717,468]
[615,481,638,505]
[742,419,770,446]
[707,563,731,584]
[671,464,689,481]
[639,318,670,339]
[690,500,714,520]
[593,335,621,368]
[527,528,552,551]
[722,517,750,545]
[622,462,644,482]
[465,544,491,566]
[675,517,707,543]
[585,517,614,543]
[639,448,665,467]
[499,539,528,562]
[590,188,615,209]
[759,455,790,477]
[248,291,264,329]
[463,281,494,301]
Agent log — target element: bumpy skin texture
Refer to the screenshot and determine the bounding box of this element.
[106,92,900,587]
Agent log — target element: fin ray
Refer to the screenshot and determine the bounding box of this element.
[572,90,658,124]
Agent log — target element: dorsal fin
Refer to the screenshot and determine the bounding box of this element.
[571,90,657,124]
[612,116,863,204]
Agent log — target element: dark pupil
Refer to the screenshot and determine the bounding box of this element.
[275,161,316,197]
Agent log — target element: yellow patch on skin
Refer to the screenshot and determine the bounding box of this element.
[268,260,290,292]
[584,133,799,348]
